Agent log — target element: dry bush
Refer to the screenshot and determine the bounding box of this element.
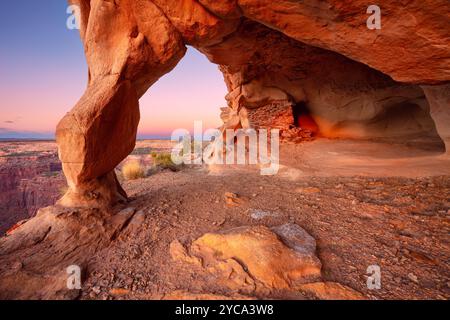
[122,161,146,180]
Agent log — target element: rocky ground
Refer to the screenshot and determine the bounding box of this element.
[0,140,174,234]
[81,166,449,300]
[0,138,449,300]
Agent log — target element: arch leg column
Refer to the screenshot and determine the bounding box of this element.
[56,75,140,207]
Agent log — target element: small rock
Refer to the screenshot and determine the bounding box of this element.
[11,261,23,272]
[399,229,420,238]
[110,288,130,296]
[271,223,317,255]
[99,293,109,300]
[224,192,247,207]
[131,247,142,259]
[360,213,374,220]
[250,209,279,220]
[407,273,419,284]
[224,192,237,198]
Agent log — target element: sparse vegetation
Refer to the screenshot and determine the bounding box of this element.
[1,151,41,158]
[122,161,146,180]
[151,152,180,171]
[131,147,152,155]
[41,171,60,178]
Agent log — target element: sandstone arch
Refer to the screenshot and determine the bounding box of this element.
[57,0,450,207]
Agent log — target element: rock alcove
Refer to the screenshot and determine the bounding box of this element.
[55,0,450,207]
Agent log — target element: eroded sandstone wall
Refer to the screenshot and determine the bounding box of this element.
[201,20,439,140]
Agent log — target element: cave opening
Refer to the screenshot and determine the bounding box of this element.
[292,102,320,136]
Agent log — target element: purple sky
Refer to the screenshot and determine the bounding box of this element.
[0,1,226,139]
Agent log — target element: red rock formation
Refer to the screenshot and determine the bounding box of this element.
[202,20,438,140]
[236,0,450,84]
[58,0,450,207]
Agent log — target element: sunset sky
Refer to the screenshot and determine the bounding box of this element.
[0,1,225,139]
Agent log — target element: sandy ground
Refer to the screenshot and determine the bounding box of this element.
[78,137,449,300]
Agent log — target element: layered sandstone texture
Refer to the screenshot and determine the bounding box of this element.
[170,224,365,299]
[58,0,450,206]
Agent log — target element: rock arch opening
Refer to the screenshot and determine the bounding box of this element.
[137,47,226,139]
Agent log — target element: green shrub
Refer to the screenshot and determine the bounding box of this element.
[152,153,180,171]
[131,147,152,155]
[1,151,41,158]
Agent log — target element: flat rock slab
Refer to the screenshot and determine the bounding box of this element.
[171,224,323,291]
[0,205,139,299]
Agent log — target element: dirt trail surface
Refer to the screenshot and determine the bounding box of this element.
[0,138,449,299]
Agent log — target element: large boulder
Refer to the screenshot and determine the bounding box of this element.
[170,224,364,299]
